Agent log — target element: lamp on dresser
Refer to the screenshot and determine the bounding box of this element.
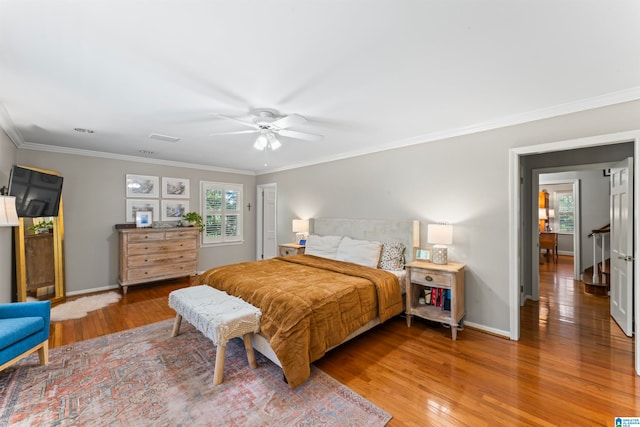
[428,223,453,265]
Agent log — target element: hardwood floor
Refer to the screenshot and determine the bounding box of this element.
[49,258,638,426]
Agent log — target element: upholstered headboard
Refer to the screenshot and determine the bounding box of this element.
[308,218,420,263]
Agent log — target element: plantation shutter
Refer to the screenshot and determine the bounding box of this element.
[201,182,243,245]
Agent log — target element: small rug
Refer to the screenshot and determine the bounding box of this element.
[0,319,391,426]
[50,292,121,321]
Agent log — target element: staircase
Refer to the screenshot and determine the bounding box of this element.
[582,224,610,296]
[581,258,610,296]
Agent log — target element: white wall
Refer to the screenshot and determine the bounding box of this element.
[257,100,640,335]
[14,150,257,295]
[0,130,17,302]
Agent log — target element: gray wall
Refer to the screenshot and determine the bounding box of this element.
[13,150,257,296]
[0,130,18,303]
[258,100,640,335]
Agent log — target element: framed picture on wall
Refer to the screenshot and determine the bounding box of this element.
[161,200,189,221]
[126,199,159,222]
[126,174,159,198]
[162,177,190,198]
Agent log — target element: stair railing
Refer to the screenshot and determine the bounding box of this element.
[588,224,610,284]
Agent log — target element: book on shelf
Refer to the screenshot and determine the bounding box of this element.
[442,289,451,311]
[424,287,432,305]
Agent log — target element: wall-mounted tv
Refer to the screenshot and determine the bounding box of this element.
[8,166,64,218]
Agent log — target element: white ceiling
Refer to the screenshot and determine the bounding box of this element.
[1,1,640,174]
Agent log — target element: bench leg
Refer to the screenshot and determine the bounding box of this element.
[243,334,257,369]
[214,344,226,385]
[171,314,182,337]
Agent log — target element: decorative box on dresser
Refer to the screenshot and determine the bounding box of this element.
[118,228,199,294]
[405,261,465,340]
[278,243,305,257]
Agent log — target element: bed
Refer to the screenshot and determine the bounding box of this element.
[193,218,419,388]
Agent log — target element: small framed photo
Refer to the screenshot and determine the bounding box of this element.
[126,199,159,222]
[162,200,189,221]
[413,247,432,262]
[135,210,153,228]
[162,177,190,198]
[126,174,159,198]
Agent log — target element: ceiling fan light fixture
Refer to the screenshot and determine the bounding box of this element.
[268,132,281,150]
[253,132,268,150]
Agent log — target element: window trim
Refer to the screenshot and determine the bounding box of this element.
[200,181,244,246]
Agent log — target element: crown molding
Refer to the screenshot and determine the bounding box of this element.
[18,142,256,176]
[258,87,640,175]
[0,102,25,148]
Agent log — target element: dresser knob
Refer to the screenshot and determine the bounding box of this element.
[425,275,433,281]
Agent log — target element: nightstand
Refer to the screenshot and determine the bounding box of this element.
[405,261,465,340]
[278,243,305,257]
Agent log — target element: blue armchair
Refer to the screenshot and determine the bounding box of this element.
[0,301,51,371]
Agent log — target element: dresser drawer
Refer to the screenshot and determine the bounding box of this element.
[165,229,199,240]
[127,231,165,242]
[410,268,452,288]
[126,261,197,281]
[128,251,197,268]
[127,238,197,255]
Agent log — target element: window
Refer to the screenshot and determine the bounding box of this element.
[556,191,574,233]
[200,181,243,245]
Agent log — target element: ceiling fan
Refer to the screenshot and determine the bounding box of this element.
[209,108,323,151]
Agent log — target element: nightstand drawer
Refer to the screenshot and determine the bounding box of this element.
[278,244,305,257]
[410,269,452,288]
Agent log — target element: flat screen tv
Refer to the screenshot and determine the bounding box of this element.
[8,166,64,218]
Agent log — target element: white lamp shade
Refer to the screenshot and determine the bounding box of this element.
[538,208,547,220]
[427,223,453,245]
[548,209,555,219]
[292,219,309,233]
[0,196,20,227]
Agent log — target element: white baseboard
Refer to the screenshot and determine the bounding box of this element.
[463,321,510,339]
[66,284,120,297]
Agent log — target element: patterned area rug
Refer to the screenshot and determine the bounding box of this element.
[0,319,391,426]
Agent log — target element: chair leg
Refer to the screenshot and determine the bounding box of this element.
[38,341,48,366]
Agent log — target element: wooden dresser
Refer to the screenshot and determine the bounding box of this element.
[118,228,199,294]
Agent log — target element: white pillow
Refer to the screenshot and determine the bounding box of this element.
[304,234,343,259]
[335,236,383,268]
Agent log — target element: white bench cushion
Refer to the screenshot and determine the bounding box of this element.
[169,285,261,346]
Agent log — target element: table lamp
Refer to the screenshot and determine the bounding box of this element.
[292,219,309,244]
[428,223,453,265]
[0,196,20,227]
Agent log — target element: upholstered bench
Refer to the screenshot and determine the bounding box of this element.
[168,285,261,385]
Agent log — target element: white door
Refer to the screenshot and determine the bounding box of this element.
[610,157,633,337]
[256,184,277,260]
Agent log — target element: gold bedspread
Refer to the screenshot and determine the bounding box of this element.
[192,254,403,388]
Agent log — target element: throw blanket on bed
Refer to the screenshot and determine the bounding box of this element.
[192,254,403,389]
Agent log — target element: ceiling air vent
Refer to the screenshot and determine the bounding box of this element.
[148,133,180,142]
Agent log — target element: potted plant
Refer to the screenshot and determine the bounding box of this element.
[181,211,204,231]
[27,219,54,234]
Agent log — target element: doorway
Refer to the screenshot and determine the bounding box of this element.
[508,130,640,375]
[256,183,277,260]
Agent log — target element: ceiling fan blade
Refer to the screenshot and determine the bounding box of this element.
[278,129,324,142]
[209,130,258,136]
[271,114,307,129]
[211,113,259,129]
